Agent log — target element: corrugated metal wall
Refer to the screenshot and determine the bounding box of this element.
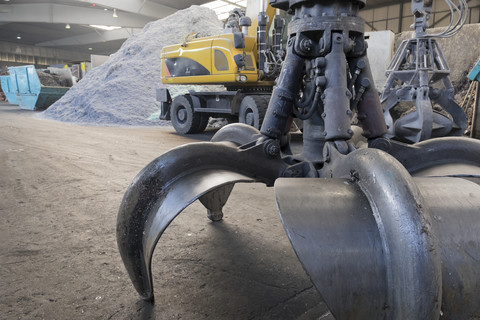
[361,0,480,33]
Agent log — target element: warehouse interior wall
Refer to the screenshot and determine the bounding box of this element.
[0,41,91,70]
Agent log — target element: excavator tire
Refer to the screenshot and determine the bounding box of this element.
[195,112,209,133]
[238,95,269,130]
[170,95,208,134]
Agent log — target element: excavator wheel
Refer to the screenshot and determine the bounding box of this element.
[238,95,269,130]
[170,95,208,134]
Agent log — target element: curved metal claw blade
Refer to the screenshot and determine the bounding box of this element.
[275,148,443,320]
[388,136,480,176]
[117,141,286,301]
[275,177,388,319]
[276,145,480,320]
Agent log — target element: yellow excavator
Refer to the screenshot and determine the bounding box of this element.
[157,1,286,133]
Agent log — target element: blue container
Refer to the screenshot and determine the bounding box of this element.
[468,59,480,81]
[8,65,72,111]
[0,75,18,104]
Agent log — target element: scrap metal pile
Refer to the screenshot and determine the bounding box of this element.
[40,6,222,126]
[116,0,480,319]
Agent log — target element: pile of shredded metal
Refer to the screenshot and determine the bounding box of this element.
[37,70,69,87]
[39,6,222,126]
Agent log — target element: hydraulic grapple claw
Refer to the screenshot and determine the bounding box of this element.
[117,139,288,300]
[117,0,480,318]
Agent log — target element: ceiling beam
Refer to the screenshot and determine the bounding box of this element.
[35,28,142,47]
[0,3,153,27]
[73,0,177,18]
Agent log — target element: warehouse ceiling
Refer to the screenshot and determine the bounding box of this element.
[0,0,397,56]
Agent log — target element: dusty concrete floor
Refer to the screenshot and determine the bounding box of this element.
[0,102,330,319]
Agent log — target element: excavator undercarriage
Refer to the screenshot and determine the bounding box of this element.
[117,0,480,319]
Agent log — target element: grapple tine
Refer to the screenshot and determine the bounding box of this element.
[388,137,480,176]
[117,141,287,301]
[276,148,443,319]
[275,178,389,319]
[275,148,480,320]
[199,184,235,221]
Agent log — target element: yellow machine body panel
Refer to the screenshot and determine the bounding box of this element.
[161,33,271,86]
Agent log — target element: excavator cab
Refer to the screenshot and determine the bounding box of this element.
[117,0,480,319]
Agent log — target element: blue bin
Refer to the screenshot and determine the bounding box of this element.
[0,75,18,104]
[468,59,480,81]
[8,65,73,111]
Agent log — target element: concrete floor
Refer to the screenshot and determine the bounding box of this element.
[0,102,331,319]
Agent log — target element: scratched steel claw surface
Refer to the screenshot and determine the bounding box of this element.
[116,132,287,301]
[117,0,480,318]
